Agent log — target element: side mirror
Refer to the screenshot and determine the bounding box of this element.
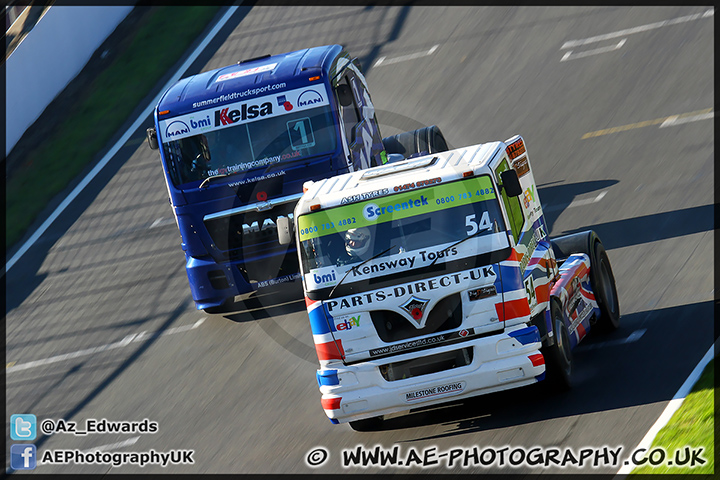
[500,169,522,197]
[277,216,293,245]
[146,128,158,150]
[336,84,353,107]
[387,153,405,163]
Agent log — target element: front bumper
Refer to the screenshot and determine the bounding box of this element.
[318,325,544,424]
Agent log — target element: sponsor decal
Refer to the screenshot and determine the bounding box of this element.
[209,152,301,178]
[569,302,593,333]
[325,266,496,312]
[297,89,324,107]
[523,187,535,209]
[164,86,330,141]
[369,329,476,357]
[192,83,286,108]
[189,115,212,130]
[400,296,430,325]
[241,213,294,236]
[393,177,442,192]
[506,138,526,160]
[313,269,338,286]
[165,121,189,138]
[405,381,466,402]
[276,95,293,111]
[298,175,497,242]
[468,285,497,301]
[363,196,429,220]
[228,170,285,188]
[340,188,389,205]
[216,63,277,82]
[512,155,530,177]
[255,272,301,288]
[351,255,416,277]
[335,315,361,331]
[215,102,273,126]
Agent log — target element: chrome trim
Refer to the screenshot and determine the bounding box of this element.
[203,193,304,221]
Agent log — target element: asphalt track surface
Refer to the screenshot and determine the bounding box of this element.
[5,6,714,475]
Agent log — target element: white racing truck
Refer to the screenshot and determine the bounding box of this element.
[290,136,620,430]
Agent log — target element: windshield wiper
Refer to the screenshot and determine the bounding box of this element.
[198,173,233,189]
[327,244,396,299]
[429,227,492,267]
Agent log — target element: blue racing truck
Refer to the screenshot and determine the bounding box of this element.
[146,45,448,312]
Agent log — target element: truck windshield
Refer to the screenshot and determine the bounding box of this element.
[161,104,337,187]
[298,175,510,293]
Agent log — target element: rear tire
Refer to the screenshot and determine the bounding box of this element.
[590,242,620,332]
[382,125,448,159]
[349,415,384,432]
[542,301,573,390]
[550,231,620,332]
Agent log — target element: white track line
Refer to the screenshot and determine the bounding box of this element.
[561,39,626,62]
[659,111,714,128]
[374,45,439,67]
[6,318,205,373]
[83,436,141,453]
[562,9,713,49]
[615,341,715,476]
[5,6,240,274]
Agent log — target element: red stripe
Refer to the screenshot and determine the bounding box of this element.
[579,288,596,302]
[535,282,550,304]
[321,397,341,410]
[507,249,519,262]
[529,353,545,366]
[305,296,316,308]
[577,323,587,341]
[495,298,531,322]
[315,339,344,360]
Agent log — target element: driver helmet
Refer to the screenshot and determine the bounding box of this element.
[345,227,371,257]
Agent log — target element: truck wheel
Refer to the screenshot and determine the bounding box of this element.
[590,241,620,332]
[349,415,384,432]
[382,125,448,158]
[543,301,573,390]
[550,231,620,332]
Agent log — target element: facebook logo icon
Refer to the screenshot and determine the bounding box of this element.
[11,444,37,470]
[10,414,36,440]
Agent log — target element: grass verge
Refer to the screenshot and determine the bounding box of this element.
[6,6,221,250]
[631,358,714,475]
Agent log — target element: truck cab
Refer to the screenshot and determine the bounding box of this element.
[294,136,619,429]
[147,45,387,311]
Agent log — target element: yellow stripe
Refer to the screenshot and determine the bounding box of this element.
[6,361,16,368]
[582,108,713,139]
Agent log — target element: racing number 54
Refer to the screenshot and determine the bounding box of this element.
[465,212,491,235]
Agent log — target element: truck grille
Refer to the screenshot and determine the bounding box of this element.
[379,347,473,381]
[204,201,296,261]
[370,293,462,343]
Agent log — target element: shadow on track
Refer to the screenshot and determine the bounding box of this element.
[364,300,713,438]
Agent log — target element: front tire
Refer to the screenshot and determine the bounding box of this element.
[543,301,573,390]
